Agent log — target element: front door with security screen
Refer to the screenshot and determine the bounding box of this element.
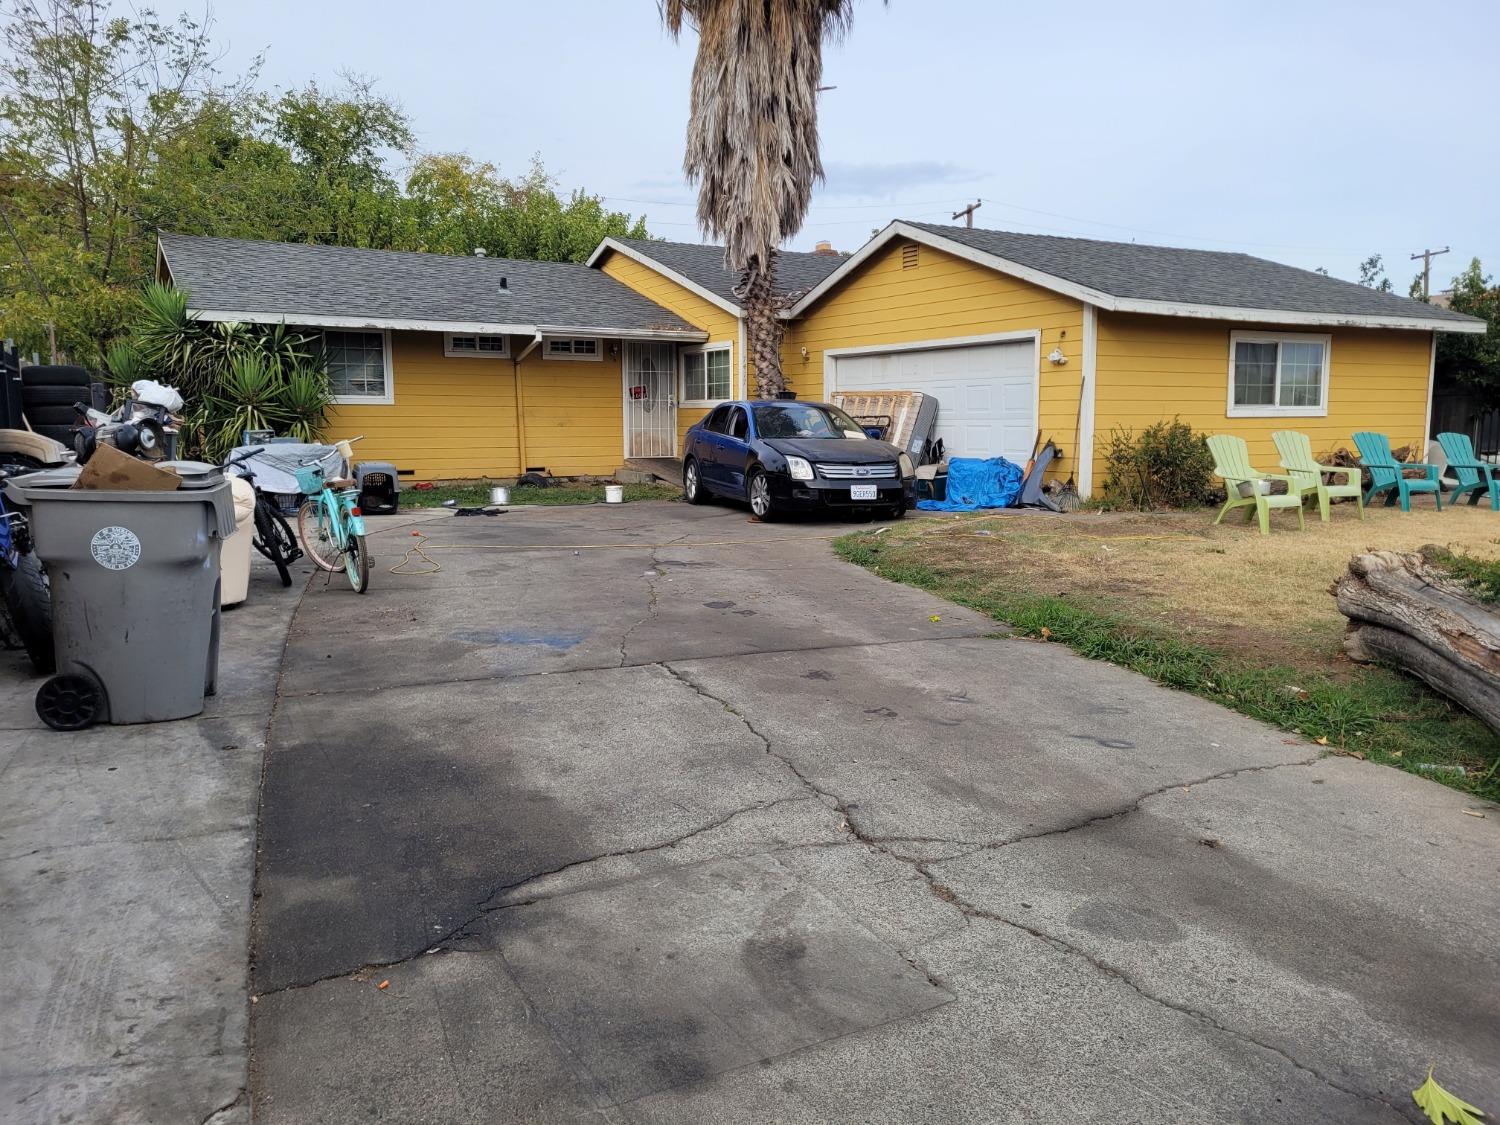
[625,343,677,458]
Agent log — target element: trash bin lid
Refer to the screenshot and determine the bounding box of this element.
[2,465,81,493]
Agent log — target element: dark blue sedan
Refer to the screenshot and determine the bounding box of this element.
[681,400,914,520]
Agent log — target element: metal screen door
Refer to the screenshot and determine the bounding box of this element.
[624,342,677,458]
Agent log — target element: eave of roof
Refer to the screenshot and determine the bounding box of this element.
[781,221,1489,334]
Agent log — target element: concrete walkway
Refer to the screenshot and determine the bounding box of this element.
[249,502,1498,1123]
[0,552,305,1125]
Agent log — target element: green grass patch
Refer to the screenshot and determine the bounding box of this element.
[1426,546,1500,604]
[403,480,680,509]
[836,531,1500,801]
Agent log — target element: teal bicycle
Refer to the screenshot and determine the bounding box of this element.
[295,437,371,594]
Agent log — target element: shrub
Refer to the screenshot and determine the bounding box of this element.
[108,284,333,462]
[1100,418,1216,510]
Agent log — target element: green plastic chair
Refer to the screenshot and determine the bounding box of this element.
[1436,432,1500,510]
[1207,434,1307,535]
[1272,430,1364,522]
[1352,432,1442,511]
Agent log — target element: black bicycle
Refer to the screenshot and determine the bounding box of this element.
[224,447,301,587]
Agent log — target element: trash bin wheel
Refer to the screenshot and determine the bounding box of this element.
[36,672,106,731]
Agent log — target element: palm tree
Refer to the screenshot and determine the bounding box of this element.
[662,1,880,398]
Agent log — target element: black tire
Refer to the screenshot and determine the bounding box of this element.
[747,468,777,521]
[253,501,297,587]
[887,499,908,520]
[0,549,54,673]
[21,385,92,407]
[345,534,370,594]
[20,364,91,387]
[683,457,709,504]
[21,405,82,427]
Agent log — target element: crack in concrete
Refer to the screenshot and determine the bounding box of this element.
[654,664,1398,1117]
[617,539,680,667]
[199,1089,247,1125]
[251,794,818,999]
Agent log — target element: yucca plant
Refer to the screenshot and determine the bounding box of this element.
[116,283,335,459]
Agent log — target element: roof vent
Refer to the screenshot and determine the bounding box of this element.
[498,276,509,296]
[474,247,487,258]
[901,243,920,270]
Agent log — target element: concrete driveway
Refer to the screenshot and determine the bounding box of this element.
[250,499,1498,1123]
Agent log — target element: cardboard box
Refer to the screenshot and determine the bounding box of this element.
[73,443,181,491]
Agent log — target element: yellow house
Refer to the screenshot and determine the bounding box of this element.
[158,225,1484,496]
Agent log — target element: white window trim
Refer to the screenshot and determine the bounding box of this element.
[443,332,510,359]
[680,341,734,407]
[1226,330,1332,418]
[541,337,603,362]
[328,328,395,406]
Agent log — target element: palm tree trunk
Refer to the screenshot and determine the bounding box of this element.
[741,251,786,398]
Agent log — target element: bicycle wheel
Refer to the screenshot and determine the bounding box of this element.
[253,502,294,587]
[297,497,340,572]
[344,534,370,594]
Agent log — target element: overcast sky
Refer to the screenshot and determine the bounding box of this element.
[210,0,1497,290]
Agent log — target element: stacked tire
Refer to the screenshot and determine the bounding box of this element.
[19,365,90,446]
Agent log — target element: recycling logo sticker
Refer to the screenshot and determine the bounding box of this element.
[90,526,142,571]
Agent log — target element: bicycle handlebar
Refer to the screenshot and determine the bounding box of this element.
[224,446,266,467]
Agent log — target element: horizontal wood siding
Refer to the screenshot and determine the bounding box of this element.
[519,352,623,476]
[1094,312,1433,477]
[783,241,1085,479]
[325,330,519,480]
[598,250,742,452]
[323,330,626,480]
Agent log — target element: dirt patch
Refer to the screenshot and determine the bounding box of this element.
[892,503,1500,672]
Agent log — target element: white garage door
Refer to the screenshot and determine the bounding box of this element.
[830,340,1037,461]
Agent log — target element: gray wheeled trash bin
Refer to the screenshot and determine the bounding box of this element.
[3,467,236,730]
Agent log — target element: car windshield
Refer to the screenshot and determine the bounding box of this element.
[751,403,869,440]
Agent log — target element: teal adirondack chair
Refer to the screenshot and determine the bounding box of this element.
[1352,432,1442,511]
[1207,434,1307,535]
[1436,432,1500,510]
[1273,430,1363,522]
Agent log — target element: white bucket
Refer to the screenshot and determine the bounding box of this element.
[604,484,624,504]
[490,486,510,504]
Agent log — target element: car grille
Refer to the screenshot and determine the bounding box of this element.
[815,462,898,479]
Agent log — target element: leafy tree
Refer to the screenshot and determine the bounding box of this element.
[0,0,253,360]
[403,155,646,261]
[662,1,885,397]
[1358,253,1394,292]
[1435,258,1500,402]
[0,0,650,368]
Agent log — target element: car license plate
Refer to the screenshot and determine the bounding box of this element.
[850,484,878,501]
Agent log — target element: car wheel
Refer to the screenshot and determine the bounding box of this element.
[887,499,907,520]
[747,469,777,521]
[683,458,709,504]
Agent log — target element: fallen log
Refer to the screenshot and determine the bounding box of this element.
[1334,549,1500,733]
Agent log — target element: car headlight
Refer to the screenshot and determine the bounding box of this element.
[898,452,914,478]
[786,456,814,481]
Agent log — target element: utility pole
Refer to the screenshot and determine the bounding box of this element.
[952,200,982,228]
[1410,246,1450,300]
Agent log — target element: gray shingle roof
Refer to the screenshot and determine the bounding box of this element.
[608,238,847,307]
[903,221,1484,326]
[157,233,704,337]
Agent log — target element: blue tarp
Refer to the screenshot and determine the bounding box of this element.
[916,456,1024,511]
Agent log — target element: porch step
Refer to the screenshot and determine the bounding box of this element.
[622,458,684,488]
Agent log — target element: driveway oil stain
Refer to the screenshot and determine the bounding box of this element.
[704,600,735,610]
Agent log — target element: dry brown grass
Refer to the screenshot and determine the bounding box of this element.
[904,501,1500,666]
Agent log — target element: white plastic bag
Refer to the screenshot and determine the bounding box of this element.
[130,379,184,412]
